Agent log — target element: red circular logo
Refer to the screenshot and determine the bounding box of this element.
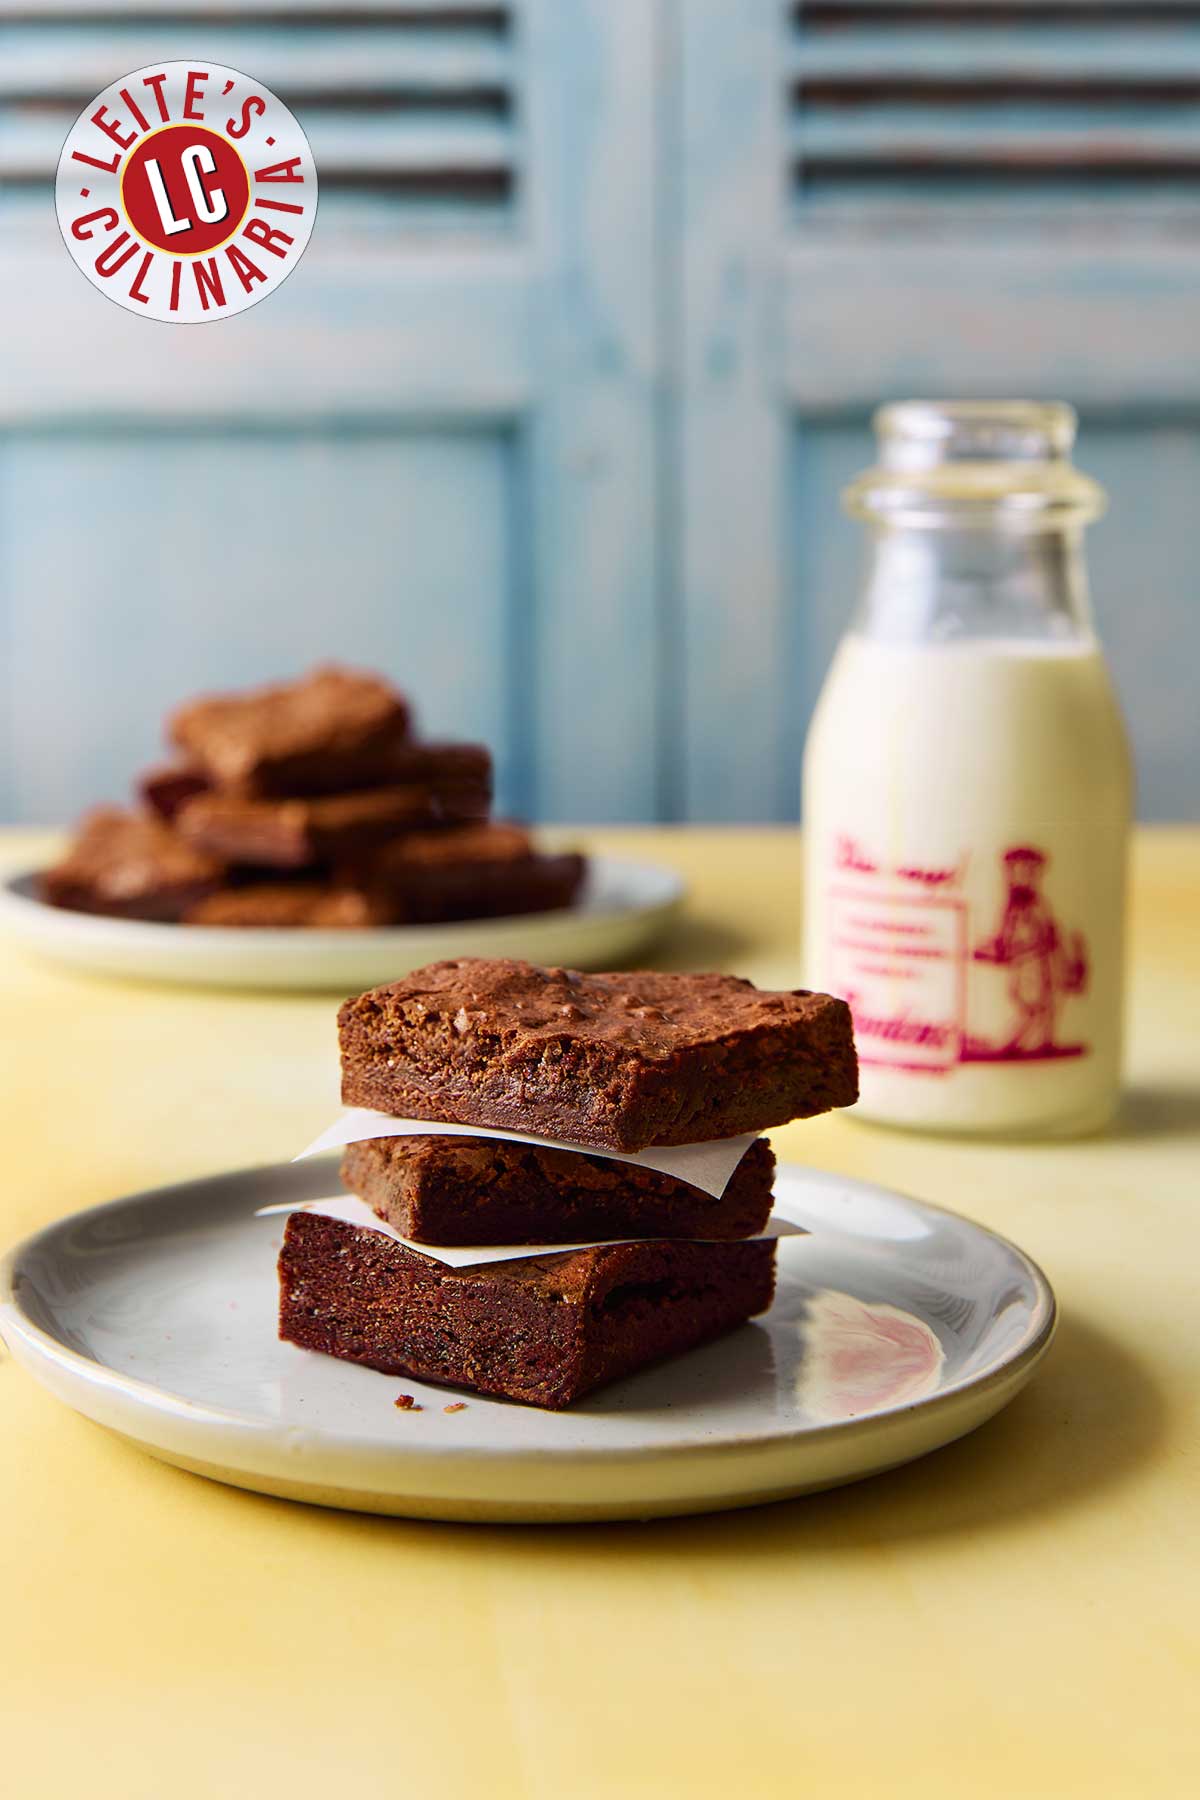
[120,124,250,256]
[56,61,316,323]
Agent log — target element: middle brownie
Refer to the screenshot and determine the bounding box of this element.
[340,1133,775,1246]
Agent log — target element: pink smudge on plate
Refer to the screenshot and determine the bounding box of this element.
[797,1291,945,1422]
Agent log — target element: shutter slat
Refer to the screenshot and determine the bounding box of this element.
[2,110,510,180]
[795,111,1200,162]
[0,26,513,98]
[792,27,1200,81]
[803,2,1200,13]
[0,2,507,17]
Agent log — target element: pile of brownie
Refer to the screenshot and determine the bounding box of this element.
[41,665,585,929]
[279,957,858,1409]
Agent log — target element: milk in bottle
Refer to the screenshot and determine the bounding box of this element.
[802,403,1132,1137]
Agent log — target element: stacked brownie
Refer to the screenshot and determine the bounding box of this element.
[40,665,585,928]
[279,957,858,1408]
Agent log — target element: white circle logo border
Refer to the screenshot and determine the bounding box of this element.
[55,60,317,324]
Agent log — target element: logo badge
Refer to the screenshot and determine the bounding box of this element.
[56,61,316,323]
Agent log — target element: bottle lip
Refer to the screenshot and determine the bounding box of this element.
[844,399,1108,529]
[875,400,1078,468]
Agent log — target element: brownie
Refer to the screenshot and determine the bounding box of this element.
[353,741,491,791]
[138,761,211,822]
[184,882,392,929]
[340,1133,775,1245]
[175,781,490,869]
[370,820,534,868]
[413,850,582,922]
[39,807,224,922]
[338,958,858,1151]
[361,822,586,923]
[168,664,412,796]
[279,1210,777,1408]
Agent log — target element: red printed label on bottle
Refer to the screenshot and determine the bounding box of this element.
[829,886,967,1073]
[825,835,1090,1075]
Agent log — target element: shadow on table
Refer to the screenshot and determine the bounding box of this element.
[1106,1081,1200,1144]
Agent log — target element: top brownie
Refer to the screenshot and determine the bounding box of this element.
[168,664,412,795]
[338,957,858,1151]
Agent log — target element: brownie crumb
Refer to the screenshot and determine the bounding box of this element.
[443,1402,467,1413]
[393,1393,421,1411]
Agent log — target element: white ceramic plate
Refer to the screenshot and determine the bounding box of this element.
[0,857,684,992]
[0,1161,1055,1523]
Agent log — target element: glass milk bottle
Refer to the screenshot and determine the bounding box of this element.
[802,401,1132,1137]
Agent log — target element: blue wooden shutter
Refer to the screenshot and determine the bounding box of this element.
[680,0,1200,822]
[8,2,1192,824]
[0,0,661,823]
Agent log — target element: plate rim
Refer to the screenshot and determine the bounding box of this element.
[0,854,686,953]
[0,1158,1058,1468]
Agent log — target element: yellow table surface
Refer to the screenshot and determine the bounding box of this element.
[1,825,1197,1799]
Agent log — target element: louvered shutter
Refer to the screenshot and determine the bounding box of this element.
[0,1,660,824]
[677,0,1199,823]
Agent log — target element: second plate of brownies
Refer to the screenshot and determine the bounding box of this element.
[2,664,685,989]
[0,855,685,992]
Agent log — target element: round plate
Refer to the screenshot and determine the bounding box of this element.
[0,857,684,992]
[0,1161,1055,1523]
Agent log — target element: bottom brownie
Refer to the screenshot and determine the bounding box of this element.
[340,1133,775,1245]
[278,1211,777,1408]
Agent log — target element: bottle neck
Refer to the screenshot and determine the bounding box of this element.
[855,522,1095,646]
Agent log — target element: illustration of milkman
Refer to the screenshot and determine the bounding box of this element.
[973,847,1088,1057]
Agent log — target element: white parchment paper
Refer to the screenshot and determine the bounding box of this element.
[295,1107,761,1200]
[260,1193,807,1268]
